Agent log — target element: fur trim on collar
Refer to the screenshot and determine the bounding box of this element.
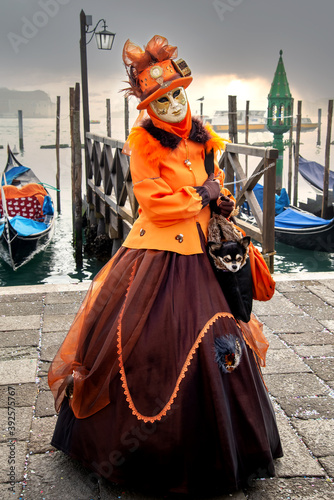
[127,117,229,166]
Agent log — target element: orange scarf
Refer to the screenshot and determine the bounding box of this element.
[147,104,192,139]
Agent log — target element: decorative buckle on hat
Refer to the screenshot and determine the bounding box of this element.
[150,65,164,86]
[173,58,191,77]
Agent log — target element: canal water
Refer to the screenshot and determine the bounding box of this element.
[0,116,334,287]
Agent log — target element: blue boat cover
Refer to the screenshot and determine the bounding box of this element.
[299,155,334,192]
[9,215,49,236]
[275,207,332,229]
[253,184,290,215]
[2,166,31,185]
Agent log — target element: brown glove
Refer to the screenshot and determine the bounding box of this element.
[217,194,235,218]
[202,174,221,201]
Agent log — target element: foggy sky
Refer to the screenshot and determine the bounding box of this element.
[0,0,333,118]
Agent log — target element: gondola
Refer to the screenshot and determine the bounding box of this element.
[0,146,55,270]
[239,185,334,252]
[298,155,334,193]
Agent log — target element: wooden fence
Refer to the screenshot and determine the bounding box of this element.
[83,134,278,271]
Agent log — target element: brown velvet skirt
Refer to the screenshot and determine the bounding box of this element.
[49,236,283,495]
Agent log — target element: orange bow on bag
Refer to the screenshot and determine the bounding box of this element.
[248,243,275,301]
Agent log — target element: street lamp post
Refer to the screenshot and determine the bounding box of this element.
[79,9,115,197]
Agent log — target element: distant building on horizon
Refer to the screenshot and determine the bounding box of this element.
[0,88,56,118]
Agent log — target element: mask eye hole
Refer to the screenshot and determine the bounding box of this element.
[173,89,181,98]
[157,96,169,103]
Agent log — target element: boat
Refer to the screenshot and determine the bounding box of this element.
[211,111,318,134]
[239,185,334,252]
[0,146,55,270]
[211,110,267,133]
[298,155,334,193]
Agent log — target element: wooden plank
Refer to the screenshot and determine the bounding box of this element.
[234,218,263,243]
[226,143,278,159]
[235,158,265,205]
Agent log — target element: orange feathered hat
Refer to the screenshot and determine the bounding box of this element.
[122,35,193,110]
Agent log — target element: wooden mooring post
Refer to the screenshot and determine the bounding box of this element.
[106,98,111,138]
[55,96,61,214]
[293,100,302,206]
[321,99,333,219]
[70,83,83,267]
[18,110,24,152]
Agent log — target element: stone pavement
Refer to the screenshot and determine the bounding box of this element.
[0,273,333,500]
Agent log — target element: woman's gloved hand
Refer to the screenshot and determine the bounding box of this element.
[202,174,221,201]
[217,194,235,218]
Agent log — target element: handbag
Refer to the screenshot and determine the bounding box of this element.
[248,243,275,301]
[205,150,253,322]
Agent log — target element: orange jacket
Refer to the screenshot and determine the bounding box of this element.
[123,120,232,255]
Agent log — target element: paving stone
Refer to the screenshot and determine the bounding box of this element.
[277,396,334,419]
[273,409,324,477]
[0,383,37,408]
[23,450,100,499]
[29,416,57,454]
[44,290,86,305]
[40,330,67,361]
[294,344,334,357]
[301,304,334,320]
[278,331,334,346]
[264,332,285,350]
[44,302,81,316]
[0,293,45,303]
[319,319,334,332]
[257,314,323,333]
[0,329,39,348]
[0,440,28,482]
[0,315,41,332]
[262,349,310,375]
[37,361,51,377]
[252,295,303,316]
[0,301,44,316]
[264,373,328,398]
[1,482,24,500]
[275,281,311,293]
[304,358,334,381]
[245,477,334,500]
[42,314,76,333]
[35,390,57,417]
[318,455,334,477]
[307,284,334,307]
[292,418,334,457]
[283,291,328,307]
[0,359,37,386]
[0,406,33,442]
[38,376,50,392]
[0,346,37,362]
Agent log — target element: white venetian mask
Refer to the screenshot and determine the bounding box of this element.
[149,86,188,123]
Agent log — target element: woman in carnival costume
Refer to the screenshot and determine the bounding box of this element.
[49,35,283,496]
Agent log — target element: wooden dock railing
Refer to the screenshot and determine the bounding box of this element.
[84,134,278,271]
[222,143,278,272]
